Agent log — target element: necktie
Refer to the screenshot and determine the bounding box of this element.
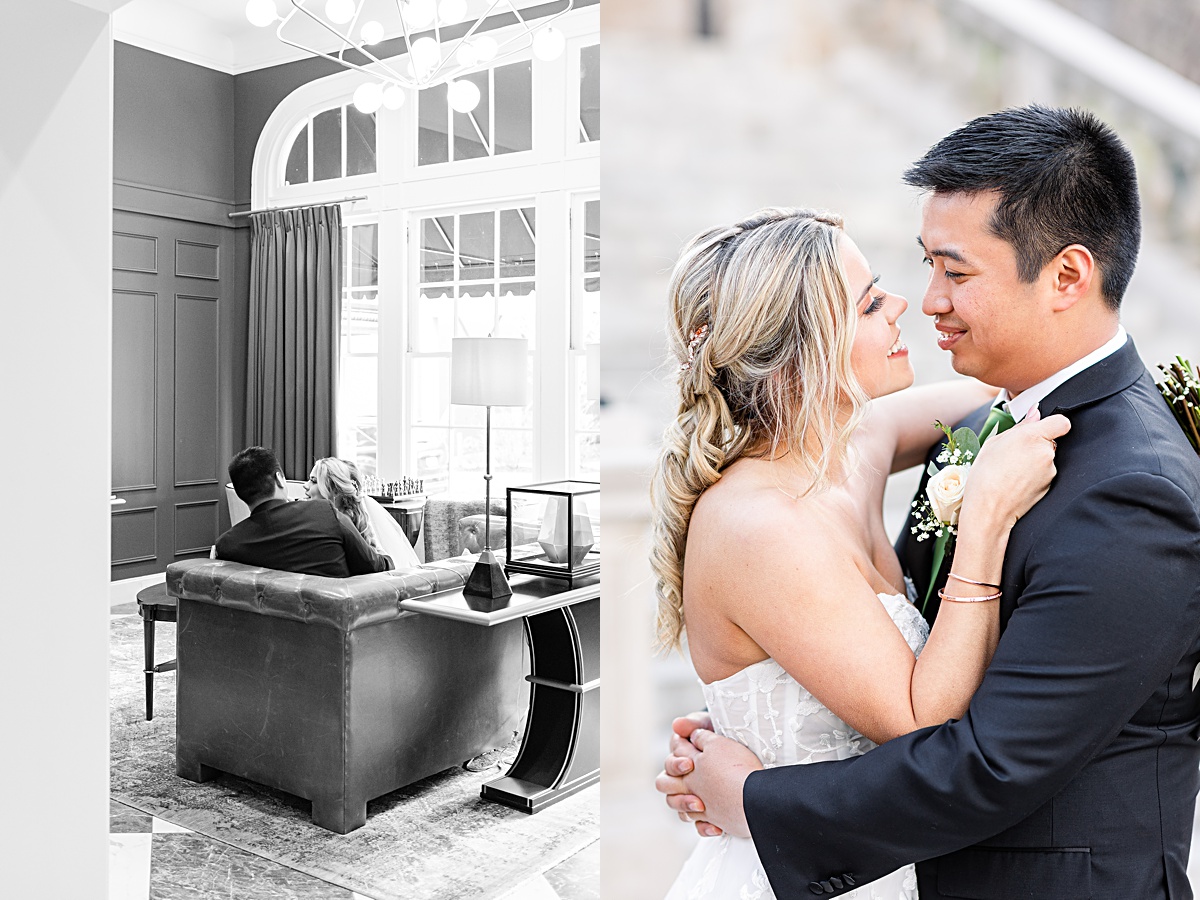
[979,402,1016,442]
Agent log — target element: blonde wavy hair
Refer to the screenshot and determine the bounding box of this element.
[650,207,869,654]
[312,457,384,553]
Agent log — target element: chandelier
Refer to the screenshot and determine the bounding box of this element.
[245,0,574,114]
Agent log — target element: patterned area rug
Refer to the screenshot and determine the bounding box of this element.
[109,615,598,900]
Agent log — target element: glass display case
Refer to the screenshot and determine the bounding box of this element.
[505,480,599,585]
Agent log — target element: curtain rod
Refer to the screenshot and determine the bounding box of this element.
[228,195,368,220]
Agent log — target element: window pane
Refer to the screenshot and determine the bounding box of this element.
[415,286,454,352]
[285,123,309,185]
[584,199,600,273]
[495,60,533,155]
[346,106,377,176]
[418,83,449,165]
[422,216,455,283]
[499,207,535,278]
[410,359,451,425]
[579,44,600,142]
[582,200,600,344]
[411,428,450,497]
[456,285,497,338]
[576,433,599,479]
[350,223,378,287]
[313,107,343,181]
[458,211,494,281]
[453,71,490,161]
[496,285,535,342]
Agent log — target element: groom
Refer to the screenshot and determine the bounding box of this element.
[657,105,1200,898]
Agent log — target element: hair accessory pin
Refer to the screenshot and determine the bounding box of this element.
[679,322,710,373]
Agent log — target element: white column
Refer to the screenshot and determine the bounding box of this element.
[0,0,113,892]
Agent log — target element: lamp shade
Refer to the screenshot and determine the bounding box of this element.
[450,337,529,406]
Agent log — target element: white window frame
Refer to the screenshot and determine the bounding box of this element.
[251,4,599,495]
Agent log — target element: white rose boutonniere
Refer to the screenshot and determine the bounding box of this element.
[926,464,969,526]
[912,420,986,613]
[911,421,981,543]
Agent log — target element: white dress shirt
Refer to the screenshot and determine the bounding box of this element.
[1000,326,1128,422]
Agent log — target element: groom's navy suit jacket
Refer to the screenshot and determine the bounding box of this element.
[745,339,1200,899]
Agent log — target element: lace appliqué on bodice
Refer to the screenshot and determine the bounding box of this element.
[664,593,929,900]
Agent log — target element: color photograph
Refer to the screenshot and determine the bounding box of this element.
[601,1,1200,897]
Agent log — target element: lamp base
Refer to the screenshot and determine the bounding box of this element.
[464,549,513,610]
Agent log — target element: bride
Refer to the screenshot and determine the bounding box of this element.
[650,208,1069,899]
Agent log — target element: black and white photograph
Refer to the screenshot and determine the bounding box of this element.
[5,1,598,897]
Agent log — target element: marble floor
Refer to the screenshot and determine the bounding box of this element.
[109,798,599,900]
[109,575,598,900]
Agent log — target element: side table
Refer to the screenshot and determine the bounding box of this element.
[136,582,177,720]
[400,570,599,812]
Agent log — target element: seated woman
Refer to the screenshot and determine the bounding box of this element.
[305,458,421,569]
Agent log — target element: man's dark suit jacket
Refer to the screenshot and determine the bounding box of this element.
[744,339,1200,899]
[215,498,393,577]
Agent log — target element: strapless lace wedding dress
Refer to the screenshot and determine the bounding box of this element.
[664,592,929,900]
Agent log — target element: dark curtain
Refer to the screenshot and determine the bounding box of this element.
[245,204,341,479]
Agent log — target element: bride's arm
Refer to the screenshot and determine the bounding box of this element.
[866,379,997,473]
[714,509,995,745]
[714,414,1069,744]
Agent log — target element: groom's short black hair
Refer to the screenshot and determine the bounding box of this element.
[229,446,282,505]
[903,105,1140,311]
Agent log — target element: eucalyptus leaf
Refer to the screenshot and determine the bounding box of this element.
[927,460,940,478]
[953,426,982,459]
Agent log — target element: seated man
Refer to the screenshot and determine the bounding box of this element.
[216,446,393,577]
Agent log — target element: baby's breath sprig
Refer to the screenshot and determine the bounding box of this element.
[1158,357,1200,455]
[930,420,981,471]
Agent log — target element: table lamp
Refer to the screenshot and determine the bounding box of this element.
[450,336,529,602]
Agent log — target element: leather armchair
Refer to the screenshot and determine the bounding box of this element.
[166,556,527,833]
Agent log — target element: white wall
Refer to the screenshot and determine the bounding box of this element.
[0,0,112,892]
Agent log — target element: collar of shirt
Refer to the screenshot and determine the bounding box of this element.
[997,325,1128,422]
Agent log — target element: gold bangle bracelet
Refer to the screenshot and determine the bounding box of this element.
[948,572,1001,590]
[938,587,1002,603]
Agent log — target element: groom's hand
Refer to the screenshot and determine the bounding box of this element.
[656,713,762,839]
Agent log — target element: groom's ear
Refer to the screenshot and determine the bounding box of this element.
[1046,244,1096,312]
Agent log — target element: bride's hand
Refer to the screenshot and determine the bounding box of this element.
[961,406,1071,529]
[657,726,760,839]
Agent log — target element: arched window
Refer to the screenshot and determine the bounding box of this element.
[252,5,599,495]
[283,104,377,186]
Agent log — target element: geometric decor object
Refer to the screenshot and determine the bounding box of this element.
[505,480,599,585]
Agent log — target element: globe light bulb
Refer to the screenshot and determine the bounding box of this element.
[360,20,385,45]
[438,0,467,24]
[353,82,384,114]
[245,0,277,28]
[382,85,406,109]
[531,26,565,61]
[326,0,356,25]
[473,34,498,62]
[410,36,441,73]
[455,40,479,67]
[447,80,481,113]
[403,0,436,28]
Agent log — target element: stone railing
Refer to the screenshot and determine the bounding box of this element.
[841,0,1200,247]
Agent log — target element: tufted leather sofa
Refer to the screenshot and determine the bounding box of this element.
[165,555,527,833]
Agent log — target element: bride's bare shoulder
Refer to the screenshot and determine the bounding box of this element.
[688,461,846,559]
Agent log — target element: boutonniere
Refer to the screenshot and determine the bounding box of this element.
[912,422,984,613]
[1158,357,1200,455]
